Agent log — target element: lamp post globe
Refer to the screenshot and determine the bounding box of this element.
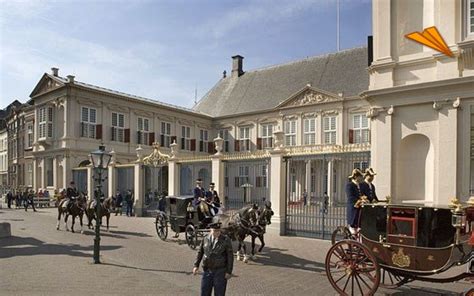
[89,145,112,264]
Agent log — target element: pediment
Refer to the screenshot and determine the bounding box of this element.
[30,74,65,98]
[276,86,342,109]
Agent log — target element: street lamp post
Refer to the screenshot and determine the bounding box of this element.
[90,145,112,264]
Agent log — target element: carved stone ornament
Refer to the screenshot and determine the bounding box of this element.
[214,136,224,155]
[143,142,171,167]
[273,126,285,151]
[290,90,338,106]
[387,105,394,115]
[170,140,179,159]
[366,108,379,119]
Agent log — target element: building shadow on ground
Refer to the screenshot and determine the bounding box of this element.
[0,236,121,259]
[102,261,193,276]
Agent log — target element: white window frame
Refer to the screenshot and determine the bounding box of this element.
[284,120,297,146]
[181,126,191,150]
[26,123,34,148]
[238,166,250,187]
[112,112,125,142]
[239,126,251,151]
[256,164,268,187]
[137,117,150,145]
[352,113,369,144]
[81,107,97,139]
[353,161,369,172]
[38,106,53,139]
[218,129,230,152]
[161,122,171,148]
[323,116,337,144]
[261,124,273,149]
[467,0,474,36]
[303,118,316,145]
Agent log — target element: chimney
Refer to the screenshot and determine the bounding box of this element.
[67,75,75,84]
[223,70,227,78]
[51,67,59,77]
[367,35,373,67]
[231,55,244,77]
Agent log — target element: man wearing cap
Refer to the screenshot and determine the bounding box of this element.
[346,169,366,234]
[206,182,221,216]
[360,168,378,203]
[193,222,233,296]
[194,178,210,218]
[66,181,79,212]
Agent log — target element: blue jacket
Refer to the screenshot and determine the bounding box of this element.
[346,181,362,227]
[193,187,205,206]
[359,181,378,202]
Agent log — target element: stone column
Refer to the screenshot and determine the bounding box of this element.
[269,149,286,235]
[168,160,180,196]
[87,165,94,201]
[211,155,224,207]
[53,157,58,190]
[327,159,333,204]
[133,162,144,216]
[33,158,37,191]
[39,158,45,189]
[305,160,311,197]
[108,151,117,197]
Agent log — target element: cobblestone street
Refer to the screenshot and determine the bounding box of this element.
[0,207,471,296]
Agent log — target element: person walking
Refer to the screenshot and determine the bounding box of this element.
[6,190,12,209]
[303,189,308,206]
[193,222,233,296]
[115,190,123,216]
[24,189,37,212]
[125,189,134,217]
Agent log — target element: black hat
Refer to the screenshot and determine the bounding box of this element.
[209,222,221,229]
[209,182,215,186]
[70,181,75,185]
[196,178,202,183]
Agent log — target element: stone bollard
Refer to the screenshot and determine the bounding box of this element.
[0,222,11,238]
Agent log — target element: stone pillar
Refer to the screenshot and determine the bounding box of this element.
[305,160,311,196]
[168,160,180,196]
[53,157,58,190]
[269,150,286,235]
[108,165,116,199]
[327,159,333,204]
[134,162,144,216]
[211,155,224,207]
[39,158,45,189]
[33,158,37,191]
[87,165,94,200]
[371,112,392,200]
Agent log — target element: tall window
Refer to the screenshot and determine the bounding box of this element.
[218,129,230,152]
[137,117,150,145]
[239,127,251,151]
[46,158,54,187]
[261,124,273,149]
[81,107,97,138]
[284,120,297,146]
[323,116,337,144]
[112,112,125,142]
[26,123,34,148]
[38,106,53,139]
[468,0,474,35]
[352,114,369,144]
[199,129,209,152]
[26,163,33,187]
[303,118,316,145]
[235,166,249,187]
[161,122,171,148]
[256,164,268,187]
[181,126,191,150]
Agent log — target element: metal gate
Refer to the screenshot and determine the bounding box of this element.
[180,162,212,195]
[285,152,370,239]
[143,165,168,216]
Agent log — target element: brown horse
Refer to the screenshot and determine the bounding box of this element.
[56,194,86,233]
[86,197,116,231]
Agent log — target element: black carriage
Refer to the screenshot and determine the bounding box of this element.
[155,195,212,249]
[326,200,474,295]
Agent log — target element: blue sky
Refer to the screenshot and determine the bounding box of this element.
[0,0,371,110]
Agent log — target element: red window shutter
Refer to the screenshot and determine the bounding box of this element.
[257,138,262,150]
[190,139,196,151]
[149,132,155,144]
[137,131,141,144]
[181,138,185,149]
[80,122,84,137]
[124,128,130,143]
[199,140,203,152]
[234,140,240,152]
[111,127,115,141]
[160,134,165,146]
[208,142,214,154]
[96,124,102,140]
[349,129,354,144]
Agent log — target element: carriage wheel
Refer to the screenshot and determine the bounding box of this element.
[185,224,198,250]
[379,267,410,289]
[155,212,168,241]
[325,240,380,296]
[331,226,355,245]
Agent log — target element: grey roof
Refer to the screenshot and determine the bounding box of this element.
[44,74,210,117]
[193,47,369,117]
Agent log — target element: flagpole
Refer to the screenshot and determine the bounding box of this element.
[336,0,340,52]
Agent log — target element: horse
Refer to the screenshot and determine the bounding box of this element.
[56,194,86,233]
[86,196,116,231]
[218,204,260,263]
[248,202,274,259]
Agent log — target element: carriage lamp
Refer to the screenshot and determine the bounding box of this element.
[452,206,466,228]
[90,145,112,264]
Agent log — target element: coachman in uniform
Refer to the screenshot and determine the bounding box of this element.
[359,168,378,202]
[346,169,366,234]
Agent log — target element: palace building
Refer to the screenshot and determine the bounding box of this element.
[2,0,474,238]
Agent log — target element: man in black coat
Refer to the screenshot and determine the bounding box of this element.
[114,190,123,216]
[359,168,378,202]
[66,181,79,212]
[346,169,365,233]
[193,222,233,296]
[6,190,12,209]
